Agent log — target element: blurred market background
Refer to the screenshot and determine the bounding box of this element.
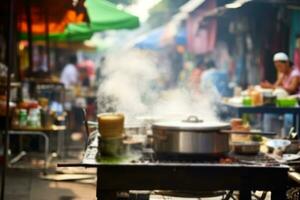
[1,0,300,199]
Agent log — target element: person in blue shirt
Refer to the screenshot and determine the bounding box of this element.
[200,60,231,97]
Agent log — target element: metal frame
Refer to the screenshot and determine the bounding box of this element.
[7,128,66,174]
[8,131,49,174]
[96,163,288,200]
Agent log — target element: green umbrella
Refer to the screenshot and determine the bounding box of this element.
[66,0,139,34]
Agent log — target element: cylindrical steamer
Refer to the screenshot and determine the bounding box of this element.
[97,113,124,139]
[97,113,125,157]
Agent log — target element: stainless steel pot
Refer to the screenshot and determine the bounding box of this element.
[152,116,230,155]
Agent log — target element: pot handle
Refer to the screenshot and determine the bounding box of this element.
[221,130,277,136]
[183,115,203,123]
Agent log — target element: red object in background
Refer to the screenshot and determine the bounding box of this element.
[0,0,89,35]
[19,100,39,109]
[78,60,96,78]
[19,9,85,34]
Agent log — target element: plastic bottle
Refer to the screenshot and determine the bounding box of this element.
[19,109,27,127]
[27,108,41,128]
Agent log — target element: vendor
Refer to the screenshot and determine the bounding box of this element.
[260,52,300,95]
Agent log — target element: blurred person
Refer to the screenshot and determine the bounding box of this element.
[260,52,300,95]
[79,67,90,88]
[261,52,300,136]
[60,55,79,88]
[61,55,79,132]
[200,60,218,92]
[200,60,231,97]
[78,56,95,83]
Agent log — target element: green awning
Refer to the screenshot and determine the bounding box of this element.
[20,0,139,42]
[66,0,139,34]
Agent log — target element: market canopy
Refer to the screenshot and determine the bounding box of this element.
[17,0,88,35]
[66,0,139,34]
[19,0,140,41]
[134,27,165,50]
[133,25,186,50]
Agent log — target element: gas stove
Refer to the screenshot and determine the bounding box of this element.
[87,131,282,168]
[138,148,281,168]
[72,131,290,200]
[84,134,282,167]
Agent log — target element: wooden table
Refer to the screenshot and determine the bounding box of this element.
[59,132,290,200]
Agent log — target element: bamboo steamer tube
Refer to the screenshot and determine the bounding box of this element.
[97,113,124,139]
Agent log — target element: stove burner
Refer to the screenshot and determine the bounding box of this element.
[140,148,280,166]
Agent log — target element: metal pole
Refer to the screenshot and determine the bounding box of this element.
[1,0,15,199]
[44,6,50,73]
[25,0,33,74]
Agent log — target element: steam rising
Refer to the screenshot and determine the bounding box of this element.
[97,49,219,123]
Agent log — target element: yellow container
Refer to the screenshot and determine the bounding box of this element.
[97,113,124,139]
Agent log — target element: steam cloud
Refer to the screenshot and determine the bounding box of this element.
[97,49,219,124]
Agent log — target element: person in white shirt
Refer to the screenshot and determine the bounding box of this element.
[60,55,78,88]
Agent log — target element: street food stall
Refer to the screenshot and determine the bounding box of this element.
[58,112,300,200]
[60,130,289,200]
[4,0,300,199]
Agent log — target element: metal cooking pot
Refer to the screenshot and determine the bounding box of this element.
[152,116,230,156]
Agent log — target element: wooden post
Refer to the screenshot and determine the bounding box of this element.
[25,0,33,74]
[44,6,50,73]
[1,0,16,199]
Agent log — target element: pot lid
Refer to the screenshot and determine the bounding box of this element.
[152,118,230,131]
